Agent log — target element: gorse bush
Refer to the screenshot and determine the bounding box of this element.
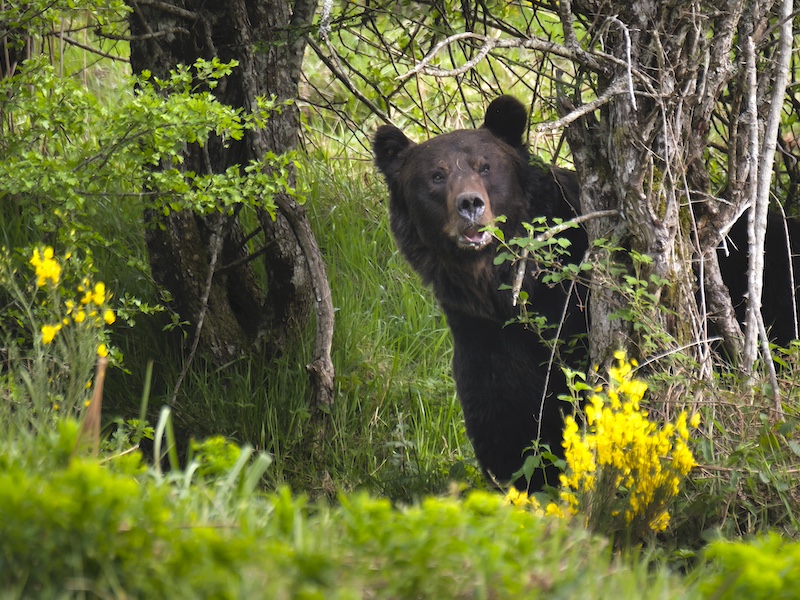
[560,352,699,544]
[506,353,700,548]
[0,244,117,428]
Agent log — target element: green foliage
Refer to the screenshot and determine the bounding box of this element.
[702,534,800,599]
[0,420,262,598]
[485,214,584,334]
[0,55,289,250]
[0,420,694,599]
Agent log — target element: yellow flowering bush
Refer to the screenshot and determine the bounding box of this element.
[32,249,116,360]
[0,245,118,420]
[502,352,699,546]
[560,351,699,542]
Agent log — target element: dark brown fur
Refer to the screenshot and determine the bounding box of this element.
[374,97,588,489]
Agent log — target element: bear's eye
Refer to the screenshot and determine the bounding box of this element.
[432,171,446,184]
[479,164,491,176]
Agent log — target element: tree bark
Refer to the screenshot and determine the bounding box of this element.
[558,0,782,372]
[127,0,335,405]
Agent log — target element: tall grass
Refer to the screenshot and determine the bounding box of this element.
[101,152,470,500]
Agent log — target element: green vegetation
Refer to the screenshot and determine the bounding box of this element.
[0,419,697,599]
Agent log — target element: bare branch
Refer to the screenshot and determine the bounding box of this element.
[534,77,627,133]
[132,0,199,20]
[99,28,191,43]
[169,213,226,408]
[398,31,612,81]
[56,35,131,62]
[307,37,390,124]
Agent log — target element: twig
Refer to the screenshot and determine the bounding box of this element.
[306,37,390,124]
[168,214,226,407]
[51,35,129,63]
[758,315,783,418]
[98,28,191,43]
[75,356,108,457]
[534,78,627,133]
[605,16,637,110]
[132,0,200,21]
[399,32,613,81]
[537,271,582,442]
[776,201,798,341]
[510,209,619,306]
[633,337,723,372]
[215,240,274,274]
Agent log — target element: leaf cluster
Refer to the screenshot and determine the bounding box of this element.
[1,53,292,253]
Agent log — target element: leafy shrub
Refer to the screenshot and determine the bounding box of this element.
[524,352,701,548]
[0,420,692,599]
[702,534,800,599]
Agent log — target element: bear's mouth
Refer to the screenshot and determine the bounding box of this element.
[457,226,492,250]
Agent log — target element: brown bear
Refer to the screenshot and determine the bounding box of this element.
[373,96,589,491]
[373,95,800,492]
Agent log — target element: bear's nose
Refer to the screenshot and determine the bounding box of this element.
[456,193,486,221]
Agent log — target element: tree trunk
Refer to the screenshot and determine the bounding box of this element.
[561,0,779,373]
[127,0,334,405]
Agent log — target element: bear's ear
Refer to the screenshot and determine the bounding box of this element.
[481,95,528,148]
[373,125,414,182]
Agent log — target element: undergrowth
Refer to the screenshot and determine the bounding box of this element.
[101,154,471,501]
[0,417,696,599]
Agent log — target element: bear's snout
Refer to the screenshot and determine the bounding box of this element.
[456,192,486,221]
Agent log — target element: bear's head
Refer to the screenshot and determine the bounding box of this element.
[373,96,530,260]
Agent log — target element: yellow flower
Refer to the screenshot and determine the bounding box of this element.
[97,343,108,357]
[690,412,701,429]
[618,378,647,402]
[649,511,670,532]
[504,487,526,506]
[103,309,116,325]
[558,351,696,535]
[41,324,62,344]
[30,247,61,287]
[74,310,86,323]
[92,282,106,305]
